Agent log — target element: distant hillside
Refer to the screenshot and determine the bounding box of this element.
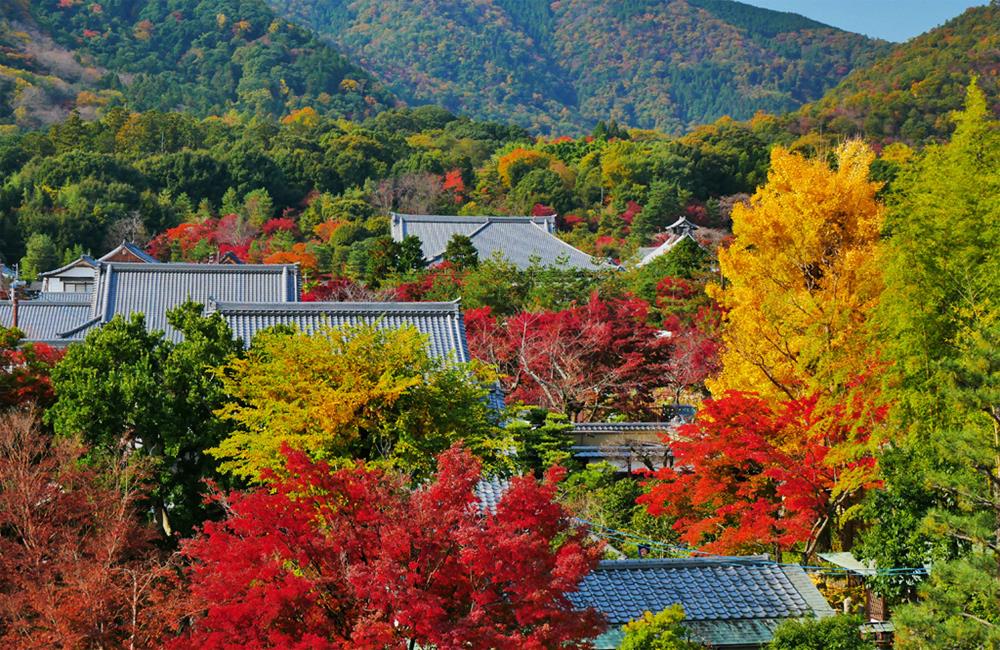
[795,3,1000,143]
[265,0,886,134]
[0,0,395,128]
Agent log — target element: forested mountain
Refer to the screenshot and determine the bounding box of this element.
[264,0,886,135]
[0,0,395,128]
[794,2,1000,142]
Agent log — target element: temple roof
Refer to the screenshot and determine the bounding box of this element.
[390,213,613,270]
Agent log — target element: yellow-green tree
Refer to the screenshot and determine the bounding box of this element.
[707,141,885,402]
[211,324,507,480]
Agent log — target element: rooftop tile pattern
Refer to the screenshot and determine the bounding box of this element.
[573,557,834,648]
[473,475,511,514]
[391,213,610,270]
[0,296,93,342]
[209,301,471,362]
[94,263,300,342]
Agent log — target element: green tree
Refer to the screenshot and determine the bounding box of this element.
[504,407,574,477]
[19,233,59,281]
[442,233,479,269]
[768,615,874,650]
[46,303,242,536]
[620,605,701,650]
[869,80,1000,644]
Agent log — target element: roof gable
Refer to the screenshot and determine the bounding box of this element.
[94,263,300,342]
[391,213,610,270]
[39,255,99,278]
[99,241,159,264]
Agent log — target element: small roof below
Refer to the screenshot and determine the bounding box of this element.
[0,296,93,341]
[573,557,835,648]
[817,552,878,577]
[391,212,613,270]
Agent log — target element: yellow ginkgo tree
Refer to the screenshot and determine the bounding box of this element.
[211,323,507,481]
[707,140,886,403]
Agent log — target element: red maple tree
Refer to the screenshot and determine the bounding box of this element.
[465,294,676,421]
[174,444,604,649]
[639,391,881,559]
[0,329,63,409]
[0,410,180,648]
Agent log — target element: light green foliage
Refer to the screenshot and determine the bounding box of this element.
[504,407,574,477]
[560,463,677,557]
[620,605,702,650]
[18,232,58,280]
[866,80,1000,642]
[211,323,508,480]
[768,615,874,650]
[45,302,242,535]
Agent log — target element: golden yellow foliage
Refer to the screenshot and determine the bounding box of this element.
[707,141,885,401]
[210,324,503,481]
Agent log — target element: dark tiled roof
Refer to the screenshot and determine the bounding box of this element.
[571,422,677,434]
[36,291,94,303]
[390,213,611,270]
[209,300,470,361]
[0,296,93,341]
[473,475,511,513]
[93,263,300,342]
[573,557,835,648]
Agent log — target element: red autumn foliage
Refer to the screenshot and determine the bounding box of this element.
[639,391,881,558]
[442,169,466,204]
[0,411,181,648]
[173,444,604,649]
[531,203,556,217]
[465,294,675,421]
[261,217,298,236]
[300,277,380,302]
[391,262,465,302]
[0,329,63,409]
[619,200,642,225]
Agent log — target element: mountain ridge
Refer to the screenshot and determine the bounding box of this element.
[264,0,887,135]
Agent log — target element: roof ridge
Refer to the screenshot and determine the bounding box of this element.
[214,301,462,313]
[596,556,774,569]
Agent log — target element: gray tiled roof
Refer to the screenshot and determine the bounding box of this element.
[573,557,835,648]
[571,422,677,434]
[0,296,93,341]
[208,300,470,362]
[36,291,94,303]
[391,213,611,270]
[93,263,300,342]
[474,475,511,513]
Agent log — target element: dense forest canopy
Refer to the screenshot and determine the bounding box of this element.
[0,0,394,128]
[262,0,886,134]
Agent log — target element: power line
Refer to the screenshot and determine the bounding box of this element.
[574,517,929,577]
